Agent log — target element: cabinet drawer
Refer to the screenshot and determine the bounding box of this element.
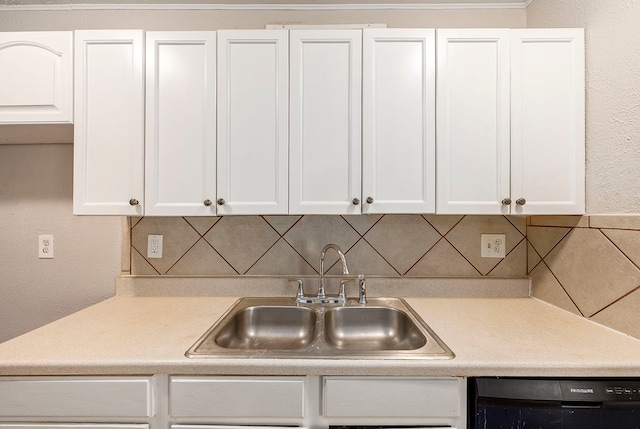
[170,376,305,418]
[0,377,154,417]
[323,377,461,418]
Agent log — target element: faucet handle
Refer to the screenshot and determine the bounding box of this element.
[338,277,358,301]
[288,279,304,299]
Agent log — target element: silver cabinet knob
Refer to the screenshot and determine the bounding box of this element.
[366,197,374,204]
[204,199,212,207]
[217,198,225,206]
[502,198,511,205]
[129,198,139,206]
[516,198,526,206]
[352,198,360,205]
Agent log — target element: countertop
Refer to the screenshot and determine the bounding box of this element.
[1,277,639,377]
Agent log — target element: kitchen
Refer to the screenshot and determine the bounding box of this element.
[0,0,639,427]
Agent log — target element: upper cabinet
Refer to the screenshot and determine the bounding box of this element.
[0,31,73,124]
[436,28,585,215]
[73,30,145,215]
[289,29,362,215]
[145,31,217,216]
[362,29,436,214]
[216,30,289,215]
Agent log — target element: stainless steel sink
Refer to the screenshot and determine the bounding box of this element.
[186,297,454,359]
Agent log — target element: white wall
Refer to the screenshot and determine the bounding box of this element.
[0,5,527,343]
[527,0,640,214]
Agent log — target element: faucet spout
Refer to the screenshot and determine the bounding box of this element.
[318,244,349,299]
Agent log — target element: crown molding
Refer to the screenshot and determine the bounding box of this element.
[0,2,531,12]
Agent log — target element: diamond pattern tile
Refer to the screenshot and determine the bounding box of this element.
[445,215,524,275]
[263,215,301,235]
[167,239,236,275]
[326,239,398,276]
[131,248,160,275]
[488,239,526,277]
[205,216,279,274]
[247,239,316,276]
[132,217,200,274]
[591,287,640,340]
[545,228,640,317]
[343,214,383,235]
[527,242,542,274]
[185,217,220,235]
[422,214,463,236]
[530,262,580,315]
[284,216,360,271]
[406,238,479,277]
[364,215,440,275]
[527,226,570,258]
[602,229,640,267]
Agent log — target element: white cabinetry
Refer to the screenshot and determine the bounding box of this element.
[362,29,436,214]
[0,376,154,421]
[216,30,289,215]
[289,30,362,215]
[436,28,584,215]
[0,31,73,124]
[73,30,145,215]
[145,32,216,216]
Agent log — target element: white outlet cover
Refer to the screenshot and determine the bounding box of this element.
[481,234,506,258]
[38,234,54,259]
[147,235,163,259]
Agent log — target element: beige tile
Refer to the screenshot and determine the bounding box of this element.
[602,229,640,267]
[589,215,640,230]
[527,226,571,258]
[131,248,160,275]
[506,216,527,235]
[185,217,220,235]
[247,239,317,276]
[527,242,542,274]
[284,215,360,269]
[263,215,301,235]
[422,215,463,236]
[489,239,527,277]
[167,239,236,275]
[364,215,440,275]
[591,287,640,339]
[131,217,200,274]
[530,262,581,316]
[342,214,383,235]
[121,217,131,274]
[130,216,143,228]
[529,215,589,227]
[545,228,640,316]
[406,238,480,277]
[326,239,398,276]
[205,216,279,274]
[446,215,524,275]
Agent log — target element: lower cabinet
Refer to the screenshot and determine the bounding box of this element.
[0,375,466,429]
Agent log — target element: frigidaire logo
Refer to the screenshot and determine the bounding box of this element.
[570,388,594,394]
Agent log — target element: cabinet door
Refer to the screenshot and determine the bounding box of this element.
[217,30,288,215]
[290,30,362,215]
[436,29,511,214]
[145,32,216,216]
[362,29,435,214]
[0,31,73,124]
[73,30,145,215]
[511,29,585,214]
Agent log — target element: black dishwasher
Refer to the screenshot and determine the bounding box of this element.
[469,377,640,429]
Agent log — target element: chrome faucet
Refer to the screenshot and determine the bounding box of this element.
[318,244,349,298]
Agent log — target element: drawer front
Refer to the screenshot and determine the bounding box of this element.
[0,377,154,418]
[170,377,305,418]
[323,377,461,418]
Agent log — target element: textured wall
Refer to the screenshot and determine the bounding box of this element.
[527,0,640,214]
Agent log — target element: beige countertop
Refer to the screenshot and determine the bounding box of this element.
[1,279,639,377]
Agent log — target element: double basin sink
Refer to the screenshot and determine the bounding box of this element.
[186,297,454,359]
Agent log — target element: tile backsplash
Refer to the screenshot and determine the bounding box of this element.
[130,214,527,278]
[129,214,640,339]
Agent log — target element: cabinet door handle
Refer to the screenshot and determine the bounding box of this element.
[516,198,527,206]
[129,198,139,206]
[366,197,374,204]
[217,198,226,206]
[352,198,360,205]
[501,198,511,205]
[204,199,212,207]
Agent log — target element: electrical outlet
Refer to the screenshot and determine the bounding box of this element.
[481,234,505,258]
[38,235,54,259]
[147,235,163,259]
